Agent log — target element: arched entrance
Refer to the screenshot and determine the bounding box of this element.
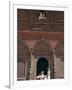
[32,40,55,79]
[37,57,49,76]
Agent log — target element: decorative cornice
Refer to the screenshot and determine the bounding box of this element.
[18,31,64,40]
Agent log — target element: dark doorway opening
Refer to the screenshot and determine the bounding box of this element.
[37,57,49,76]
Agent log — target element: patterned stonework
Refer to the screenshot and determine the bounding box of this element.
[18,31,64,40]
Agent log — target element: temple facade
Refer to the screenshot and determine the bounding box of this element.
[17,9,64,80]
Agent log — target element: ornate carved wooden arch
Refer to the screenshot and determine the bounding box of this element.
[32,40,55,78]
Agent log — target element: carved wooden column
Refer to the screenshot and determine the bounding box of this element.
[29,48,33,80]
